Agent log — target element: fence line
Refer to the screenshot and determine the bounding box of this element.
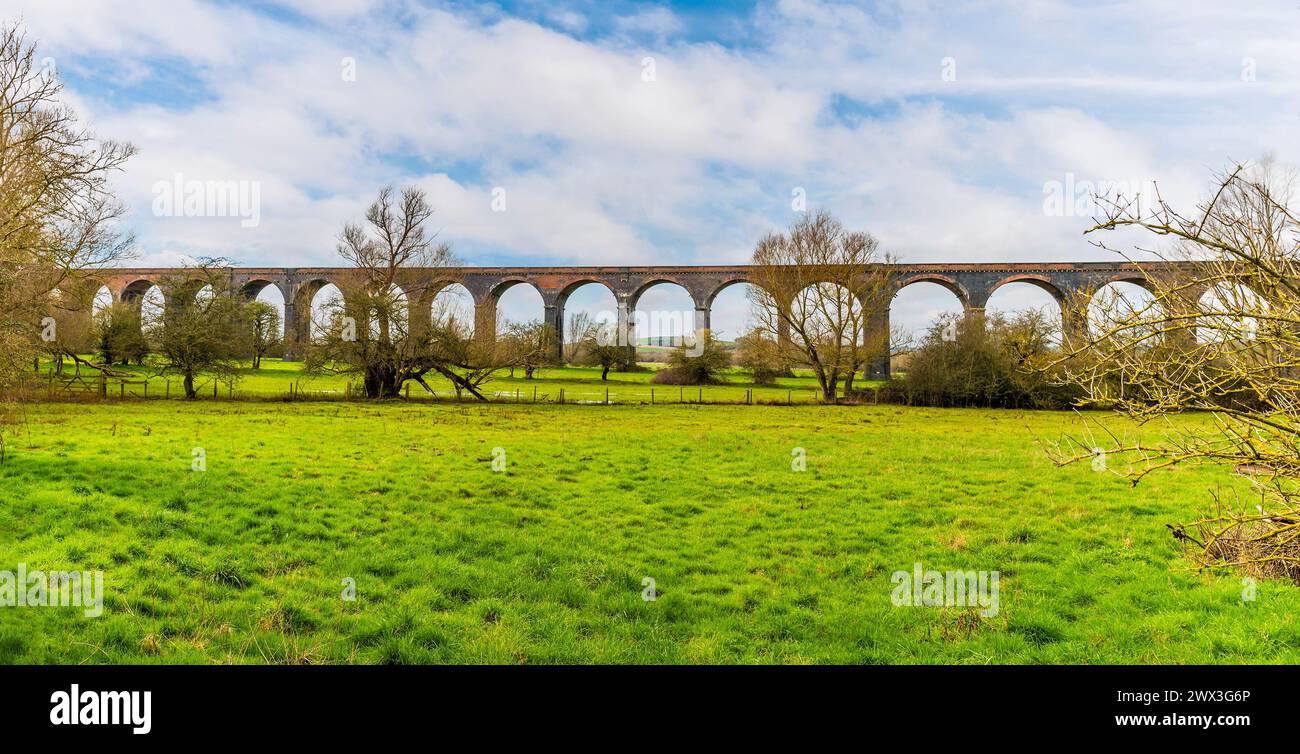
[17,376,858,407]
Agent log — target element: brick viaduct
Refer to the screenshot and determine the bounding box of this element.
[79,261,1181,379]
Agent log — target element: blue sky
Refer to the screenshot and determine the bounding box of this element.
[14,0,1300,337]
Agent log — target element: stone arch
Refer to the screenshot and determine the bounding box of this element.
[486,277,546,303]
[556,278,617,310]
[239,278,284,300]
[704,278,763,342]
[888,277,968,350]
[243,280,287,339]
[984,276,1066,343]
[293,278,339,313]
[628,278,705,311]
[303,280,346,342]
[555,279,618,361]
[429,282,475,336]
[893,274,972,310]
[120,278,160,305]
[986,274,1067,304]
[408,277,461,310]
[1105,273,1156,292]
[90,283,114,314]
[627,279,699,347]
[485,279,547,338]
[1087,280,1158,341]
[702,277,760,310]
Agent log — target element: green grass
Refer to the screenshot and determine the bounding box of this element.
[1,400,1297,664]
[35,358,848,404]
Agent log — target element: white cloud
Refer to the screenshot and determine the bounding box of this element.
[7,0,1297,320]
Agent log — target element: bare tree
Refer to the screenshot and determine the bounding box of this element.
[0,23,135,391]
[308,186,515,400]
[568,312,625,381]
[565,310,593,363]
[747,211,895,401]
[499,319,555,379]
[39,288,94,374]
[1050,158,1300,581]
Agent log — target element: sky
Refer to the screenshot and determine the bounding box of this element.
[13,0,1300,340]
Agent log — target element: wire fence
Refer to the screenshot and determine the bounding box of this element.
[17,372,860,407]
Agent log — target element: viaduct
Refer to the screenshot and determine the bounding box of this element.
[79,261,1176,379]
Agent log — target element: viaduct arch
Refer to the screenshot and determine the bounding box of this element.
[85,261,1202,379]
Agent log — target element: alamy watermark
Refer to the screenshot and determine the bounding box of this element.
[1042,173,1157,218]
[891,561,999,617]
[0,563,103,618]
[152,173,261,228]
[594,308,705,356]
[50,684,150,735]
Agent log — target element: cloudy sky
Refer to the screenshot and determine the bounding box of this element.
[13,0,1300,338]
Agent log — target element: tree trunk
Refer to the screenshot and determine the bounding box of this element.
[363,365,402,398]
[183,371,196,399]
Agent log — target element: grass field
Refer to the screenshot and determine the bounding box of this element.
[34,358,849,404]
[2,400,1297,664]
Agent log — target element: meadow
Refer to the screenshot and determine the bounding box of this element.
[2,397,1298,664]
[34,357,844,404]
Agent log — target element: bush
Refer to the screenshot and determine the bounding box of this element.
[651,330,730,386]
[733,328,785,385]
[889,310,1082,409]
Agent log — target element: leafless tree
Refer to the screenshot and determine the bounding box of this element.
[498,318,555,379]
[0,23,135,392]
[747,210,895,401]
[1050,157,1300,582]
[308,186,517,399]
[568,311,624,381]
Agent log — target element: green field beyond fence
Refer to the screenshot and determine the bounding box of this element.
[28,358,874,405]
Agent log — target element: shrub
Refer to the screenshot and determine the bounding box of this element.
[651,330,730,385]
[890,310,1081,409]
[733,328,785,385]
